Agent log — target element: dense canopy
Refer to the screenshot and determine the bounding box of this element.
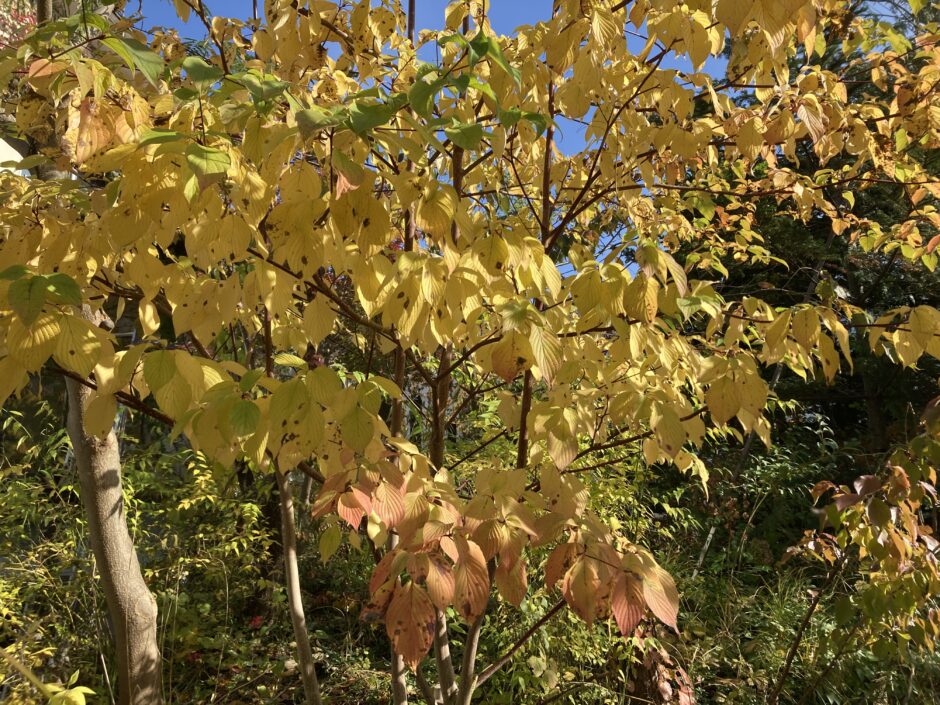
[1,1,940,704]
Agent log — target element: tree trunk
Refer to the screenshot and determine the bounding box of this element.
[275,469,322,705]
[35,0,53,24]
[66,369,162,705]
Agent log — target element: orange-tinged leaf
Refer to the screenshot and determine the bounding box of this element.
[495,556,527,607]
[642,566,679,631]
[562,555,600,624]
[611,574,645,637]
[545,543,576,589]
[385,582,436,670]
[370,549,406,594]
[373,481,405,528]
[424,553,455,610]
[338,492,367,528]
[454,536,489,621]
[362,579,395,623]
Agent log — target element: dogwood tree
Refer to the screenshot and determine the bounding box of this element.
[1,1,939,703]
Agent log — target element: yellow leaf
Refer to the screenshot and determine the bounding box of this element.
[54,315,103,378]
[706,375,741,426]
[792,307,820,350]
[416,185,457,241]
[303,296,337,346]
[653,406,687,460]
[529,325,561,382]
[84,393,118,437]
[908,306,939,350]
[319,523,342,563]
[489,331,531,382]
[717,0,752,36]
[7,313,60,371]
[153,375,191,420]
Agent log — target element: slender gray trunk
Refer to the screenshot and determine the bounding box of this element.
[275,470,322,705]
[66,350,162,705]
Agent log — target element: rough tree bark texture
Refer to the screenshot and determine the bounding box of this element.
[66,351,162,705]
[275,469,322,705]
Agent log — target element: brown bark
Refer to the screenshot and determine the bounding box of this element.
[275,470,322,705]
[35,0,53,24]
[66,356,162,705]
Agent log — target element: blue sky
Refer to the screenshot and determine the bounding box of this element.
[139,1,550,37]
[136,1,727,153]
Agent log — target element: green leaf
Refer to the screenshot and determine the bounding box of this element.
[319,523,342,563]
[237,71,290,101]
[103,37,164,87]
[485,36,521,84]
[296,106,346,139]
[229,399,261,437]
[0,154,49,170]
[239,368,265,392]
[340,405,374,452]
[8,276,48,324]
[867,497,893,527]
[444,120,484,150]
[44,273,81,306]
[468,76,498,104]
[524,111,548,136]
[143,350,176,391]
[345,95,406,135]
[173,86,200,102]
[0,264,29,281]
[498,107,522,127]
[468,31,490,65]
[409,74,446,118]
[184,144,231,187]
[138,128,182,146]
[182,55,223,89]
